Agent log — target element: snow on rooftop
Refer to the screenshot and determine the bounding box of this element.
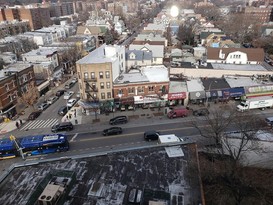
[212,63,267,71]
[225,76,266,87]
[142,65,169,82]
[186,79,204,92]
[77,44,124,64]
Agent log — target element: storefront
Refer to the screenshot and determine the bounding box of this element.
[168,92,187,106]
[134,95,165,108]
[189,91,206,105]
[222,87,245,99]
[37,80,50,96]
[244,84,273,98]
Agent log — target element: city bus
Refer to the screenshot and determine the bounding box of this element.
[20,134,69,156]
[0,138,18,159]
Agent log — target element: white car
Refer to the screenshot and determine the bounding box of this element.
[71,77,78,84]
[67,98,78,107]
[63,91,74,100]
[47,96,59,105]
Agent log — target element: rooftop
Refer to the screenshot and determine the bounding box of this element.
[0,144,204,205]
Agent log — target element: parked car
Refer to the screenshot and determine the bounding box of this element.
[103,127,123,136]
[27,111,42,120]
[120,105,126,111]
[65,82,74,89]
[193,108,209,116]
[63,91,74,100]
[67,98,78,107]
[71,77,78,84]
[47,96,59,105]
[58,106,69,116]
[109,116,128,125]
[128,105,135,110]
[37,102,50,111]
[51,122,73,132]
[144,130,160,141]
[56,89,65,97]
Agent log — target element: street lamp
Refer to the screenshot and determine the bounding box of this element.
[206,81,217,107]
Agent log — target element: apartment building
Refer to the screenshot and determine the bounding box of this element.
[245,6,273,23]
[76,44,125,106]
[0,63,35,119]
[0,6,51,30]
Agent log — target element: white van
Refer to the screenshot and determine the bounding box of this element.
[158,134,182,144]
[265,117,273,126]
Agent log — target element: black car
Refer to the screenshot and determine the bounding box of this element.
[56,90,65,97]
[58,106,69,116]
[27,111,42,120]
[193,108,210,116]
[51,122,73,132]
[109,116,128,125]
[103,127,123,136]
[144,130,160,141]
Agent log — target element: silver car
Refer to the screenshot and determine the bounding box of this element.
[47,96,59,105]
[37,102,50,111]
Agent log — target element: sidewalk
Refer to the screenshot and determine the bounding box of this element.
[0,99,237,135]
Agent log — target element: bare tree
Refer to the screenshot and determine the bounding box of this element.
[17,81,39,111]
[194,107,273,205]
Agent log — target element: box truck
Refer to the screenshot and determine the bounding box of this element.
[158,134,182,144]
[237,96,273,112]
[167,108,189,118]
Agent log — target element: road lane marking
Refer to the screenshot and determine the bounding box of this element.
[70,133,78,142]
[78,126,204,142]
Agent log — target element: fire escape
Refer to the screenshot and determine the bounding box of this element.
[84,77,99,102]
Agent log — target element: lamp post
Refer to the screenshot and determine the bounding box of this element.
[206,81,217,107]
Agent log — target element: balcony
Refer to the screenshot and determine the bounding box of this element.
[84,77,97,82]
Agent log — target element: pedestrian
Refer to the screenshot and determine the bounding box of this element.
[74,110,76,118]
[66,115,69,120]
[15,121,19,129]
[69,114,72,119]
[19,119,23,126]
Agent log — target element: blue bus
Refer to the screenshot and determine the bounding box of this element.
[20,134,69,156]
[0,138,18,159]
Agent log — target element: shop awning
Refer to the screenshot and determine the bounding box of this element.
[37,80,50,92]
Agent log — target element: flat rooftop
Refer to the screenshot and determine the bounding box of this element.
[0,144,203,205]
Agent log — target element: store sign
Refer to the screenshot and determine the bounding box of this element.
[246,85,273,94]
[222,88,245,97]
[168,92,186,100]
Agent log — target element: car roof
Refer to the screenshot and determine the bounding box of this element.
[59,122,72,126]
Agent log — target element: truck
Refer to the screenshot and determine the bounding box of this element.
[236,96,273,112]
[158,134,183,144]
[167,107,189,119]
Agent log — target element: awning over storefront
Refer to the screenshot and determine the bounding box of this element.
[37,80,50,92]
[78,100,99,109]
[134,95,163,104]
[168,92,187,100]
[189,91,206,100]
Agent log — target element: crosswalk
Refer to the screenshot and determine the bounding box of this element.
[21,118,59,130]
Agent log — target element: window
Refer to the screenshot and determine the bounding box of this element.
[99,71,103,79]
[107,92,112,99]
[84,72,88,79]
[106,71,110,78]
[128,87,135,94]
[106,82,110,89]
[138,87,144,93]
[148,86,154,92]
[101,92,105,99]
[93,93,97,98]
[5,84,9,91]
[100,82,104,89]
[91,72,95,79]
